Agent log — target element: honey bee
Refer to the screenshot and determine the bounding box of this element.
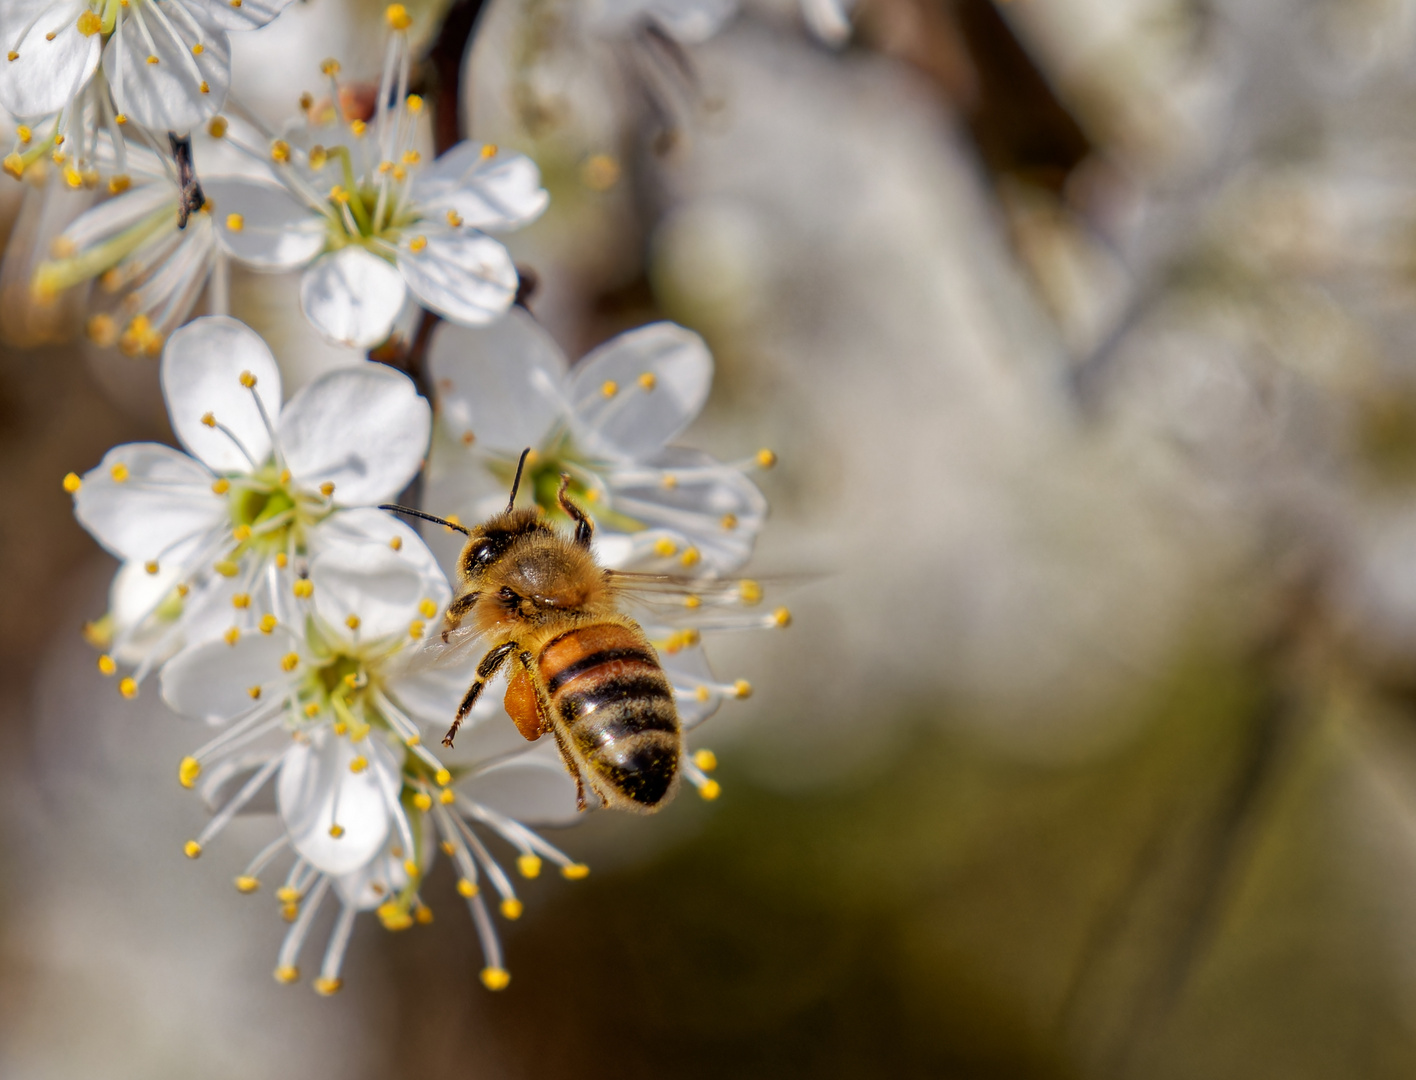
[383,449,686,813]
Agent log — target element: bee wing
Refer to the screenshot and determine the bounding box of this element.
[395,624,489,676]
[607,570,801,633]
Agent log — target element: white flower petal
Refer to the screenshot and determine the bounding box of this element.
[103,7,230,132]
[161,315,282,472]
[308,537,449,642]
[198,753,278,814]
[800,0,852,45]
[300,247,407,348]
[605,446,765,572]
[73,442,226,562]
[277,728,403,875]
[60,180,175,252]
[396,230,517,328]
[568,322,713,460]
[660,643,722,730]
[385,663,468,728]
[646,0,738,42]
[161,628,300,723]
[464,743,581,826]
[0,0,100,119]
[107,557,188,666]
[203,176,324,269]
[427,308,568,454]
[412,145,550,232]
[183,0,293,32]
[278,365,431,505]
[332,842,413,910]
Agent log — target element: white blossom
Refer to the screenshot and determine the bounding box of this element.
[204,10,548,348]
[427,308,772,575]
[66,314,431,692]
[583,0,853,47]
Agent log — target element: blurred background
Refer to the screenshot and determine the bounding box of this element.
[9,0,1416,1074]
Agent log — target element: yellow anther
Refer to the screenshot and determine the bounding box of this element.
[402,859,419,878]
[480,967,511,991]
[110,462,130,483]
[721,513,738,530]
[581,153,620,191]
[235,875,260,893]
[63,165,82,189]
[409,235,427,253]
[107,173,131,194]
[517,854,542,879]
[299,92,313,111]
[654,538,677,558]
[304,702,321,718]
[377,901,413,931]
[695,685,710,703]
[119,677,138,699]
[377,160,393,174]
[85,312,116,346]
[232,592,250,608]
[638,372,657,391]
[733,679,752,698]
[273,965,299,984]
[98,654,117,676]
[293,579,314,598]
[417,598,438,619]
[2,153,21,179]
[385,3,411,28]
[199,80,209,94]
[73,8,100,33]
[413,791,432,811]
[698,779,722,801]
[739,579,762,604]
[215,560,239,577]
[247,685,262,700]
[441,841,456,856]
[179,756,201,788]
[446,209,462,227]
[208,116,227,138]
[63,472,82,493]
[276,552,288,569]
[435,768,451,786]
[191,42,204,54]
[349,755,368,774]
[281,652,300,672]
[406,93,423,112]
[329,184,348,204]
[328,823,344,838]
[405,734,420,746]
[343,615,360,633]
[662,474,678,489]
[307,146,327,170]
[5,51,15,62]
[15,125,29,143]
[389,535,403,551]
[680,548,701,568]
[408,620,425,639]
[439,788,456,805]
[176,583,189,597]
[270,140,290,163]
[756,448,777,468]
[281,903,299,921]
[401,150,420,165]
[480,144,498,159]
[773,607,792,627]
[238,370,257,389]
[201,412,216,427]
[455,877,479,898]
[415,905,433,924]
[278,468,291,484]
[319,481,335,497]
[276,886,301,904]
[225,213,244,232]
[260,614,278,634]
[333,721,347,736]
[500,898,523,920]
[184,840,203,858]
[693,749,718,772]
[561,863,590,880]
[211,478,230,494]
[232,524,251,541]
[684,595,702,609]
[461,431,476,445]
[320,57,340,75]
[350,119,367,137]
[601,380,618,397]
[146,54,159,64]
[342,673,358,689]
[223,626,240,646]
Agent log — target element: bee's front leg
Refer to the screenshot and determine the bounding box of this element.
[441,591,480,643]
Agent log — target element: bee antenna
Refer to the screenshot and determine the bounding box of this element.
[507,447,532,512]
[378,504,470,536]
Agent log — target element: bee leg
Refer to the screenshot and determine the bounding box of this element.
[441,591,480,643]
[557,474,594,549]
[443,641,516,747]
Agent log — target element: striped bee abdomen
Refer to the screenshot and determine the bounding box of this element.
[539,623,680,808]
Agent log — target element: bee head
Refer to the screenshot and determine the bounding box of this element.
[457,508,549,580]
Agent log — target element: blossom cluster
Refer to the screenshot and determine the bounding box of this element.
[31,0,800,994]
